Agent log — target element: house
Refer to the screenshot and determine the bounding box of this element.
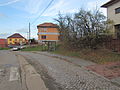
[37,23,59,43]
[101,0,120,38]
[0,39,7,48]
[7,33,27,45]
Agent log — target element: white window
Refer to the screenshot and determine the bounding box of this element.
[40,28,47,31]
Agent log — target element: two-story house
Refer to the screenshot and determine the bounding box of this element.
[101,0,120,38]
[7,33,27,45]
[37,23,59,43]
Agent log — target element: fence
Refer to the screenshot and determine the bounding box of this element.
[105,39,120,52]
[0,44,8,48]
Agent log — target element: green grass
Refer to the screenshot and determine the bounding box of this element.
[21,45,49,51]
[21,44,120,64]
[52,47,120,64]
[0,47,9,50]
[21,46,43,51]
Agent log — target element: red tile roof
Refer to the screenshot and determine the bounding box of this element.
[101,0,120,8]
[37,23,58,28]
[7,33,25,38]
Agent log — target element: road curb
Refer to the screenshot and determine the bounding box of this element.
[17,55,48,90]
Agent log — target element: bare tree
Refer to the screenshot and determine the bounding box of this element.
[55,9,110,50]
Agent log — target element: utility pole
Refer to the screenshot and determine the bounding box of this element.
[29,22,31,46]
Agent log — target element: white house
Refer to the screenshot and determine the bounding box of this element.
[101,0,120,38]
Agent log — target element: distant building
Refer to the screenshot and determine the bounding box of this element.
[7,33,27,45]
[101,0,120,38]
[37,23,59,43]
[0,39,7,48]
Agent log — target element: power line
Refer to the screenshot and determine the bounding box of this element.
[31,0,54,25]
[21,0,54,42]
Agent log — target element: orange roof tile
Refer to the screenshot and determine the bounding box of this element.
[37,23,58,28]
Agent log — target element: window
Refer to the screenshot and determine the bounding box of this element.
[115,7,120,14]
[9,39,12,41]
[19,39,23,41]
[44,28,47,31]
[10,42,12,45]
[40,28,47,32]
[115,24,120,39]
[15,39,17,41]
[41,35,46,39]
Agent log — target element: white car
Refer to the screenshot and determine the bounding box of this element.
[19,46,26,49]
[10,47,19,51]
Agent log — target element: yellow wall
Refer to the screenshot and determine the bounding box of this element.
[7,38,26,45]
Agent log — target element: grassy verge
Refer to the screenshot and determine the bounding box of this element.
[21,45,44,51]
[52,47,120,64]
[21,45,120,64]
[0,48,9,50]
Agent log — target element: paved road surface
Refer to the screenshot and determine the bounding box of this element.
[0,50,120,90]
[17,51,120,90]
[0,50,22,90]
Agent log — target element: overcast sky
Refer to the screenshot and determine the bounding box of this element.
[0,0,110,39]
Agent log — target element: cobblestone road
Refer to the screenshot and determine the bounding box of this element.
[18,52,120,90]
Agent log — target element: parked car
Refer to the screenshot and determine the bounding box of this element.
[10,46,20,51]
[8,45,14,48]
[10,47,18,51]
[9,45,27,51]
[19,46,26,49]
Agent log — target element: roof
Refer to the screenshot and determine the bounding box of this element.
[101,0,120,8]
[7,33,25,38]
[0,39,7,41]
[37,23,58,28]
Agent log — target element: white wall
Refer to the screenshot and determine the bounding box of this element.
[107,1,120,25]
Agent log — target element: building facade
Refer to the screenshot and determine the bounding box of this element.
[0,39,7,48]
[101,0,120,38]
[7,33,27,45]
[37,23,59,43]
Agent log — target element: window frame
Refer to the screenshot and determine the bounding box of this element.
[15,39,17,41]
[40,28,47,32]
[115,7,120,14]
[41,35,46,39]
[9,39,12,41]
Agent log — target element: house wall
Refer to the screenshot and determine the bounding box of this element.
[0,39,7,48]
[107,1,120,37]
[107,1,120,25]
[38,27,59,43]
[7,38,26,45]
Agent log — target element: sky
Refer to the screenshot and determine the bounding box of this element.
[0,0,110,39]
